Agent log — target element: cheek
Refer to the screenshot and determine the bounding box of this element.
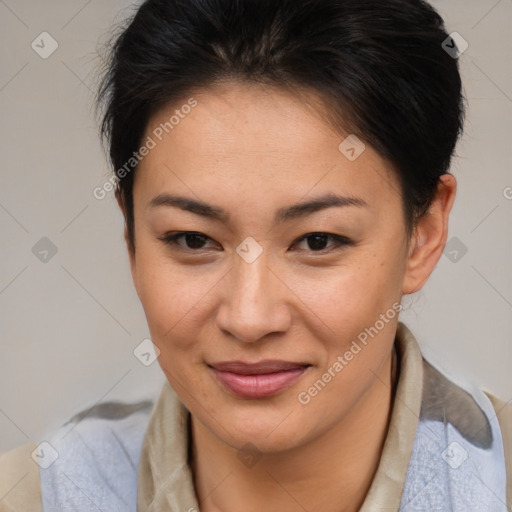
[133,245,208,347]
[295,259,402,421]
[297,251,405,395]
[296,251,404,337]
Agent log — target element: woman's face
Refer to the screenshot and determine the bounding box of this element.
[128,81,412,452]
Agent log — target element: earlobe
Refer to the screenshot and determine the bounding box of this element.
[402,174,457,295]
[115,187,127,221]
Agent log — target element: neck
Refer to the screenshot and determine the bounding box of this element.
[191,346,398,512]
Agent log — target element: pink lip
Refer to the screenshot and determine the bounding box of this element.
[209,360,310,398]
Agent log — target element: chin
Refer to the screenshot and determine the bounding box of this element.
[209,398,311,452]
[228,423,306,454]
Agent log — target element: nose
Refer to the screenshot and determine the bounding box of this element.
[216,251,292,344]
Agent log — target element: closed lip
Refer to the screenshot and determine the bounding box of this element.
[208,359,311,398]
[208,360,311,375]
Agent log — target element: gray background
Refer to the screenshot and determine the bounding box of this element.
[0,0,511,453]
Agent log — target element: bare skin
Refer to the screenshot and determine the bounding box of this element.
[118,81,456,512]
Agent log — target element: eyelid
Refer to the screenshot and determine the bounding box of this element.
[158,231,220,251]
[159,231,354,254]
[292,232,355,252]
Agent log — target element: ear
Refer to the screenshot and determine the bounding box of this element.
[115,188,139,294]
[402,174,457,295]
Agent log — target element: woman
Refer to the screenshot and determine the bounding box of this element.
[1,0,510,510]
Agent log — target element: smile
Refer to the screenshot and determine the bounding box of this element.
[208,360,311,399]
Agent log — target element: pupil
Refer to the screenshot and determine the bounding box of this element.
[183,234,330,251]
[187,234,206,249]
[308,234,327,251]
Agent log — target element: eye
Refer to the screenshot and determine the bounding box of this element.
[159,231,219,251]
[159,231,354,254]
[291,232,354,253]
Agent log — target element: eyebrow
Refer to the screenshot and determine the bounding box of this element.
[147,192,367,224]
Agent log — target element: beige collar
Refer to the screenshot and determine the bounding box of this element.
[137,322,424,512]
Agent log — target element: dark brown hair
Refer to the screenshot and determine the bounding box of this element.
[98,0,465,253]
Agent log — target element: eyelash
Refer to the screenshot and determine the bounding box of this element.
[158,231,354,254]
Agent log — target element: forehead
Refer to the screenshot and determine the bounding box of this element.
[136,82,401,214]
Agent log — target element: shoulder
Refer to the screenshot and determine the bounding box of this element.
[0,399,155,512]
[418,358,511,509]
[41,399,155,512]
[485,391,512,442]
[485,391,512,510]
[421,358,511,450]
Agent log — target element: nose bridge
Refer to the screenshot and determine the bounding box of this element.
[216,247,290,343]
[236,251,272,304]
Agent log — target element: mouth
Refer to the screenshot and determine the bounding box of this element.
[208,360,312,399]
